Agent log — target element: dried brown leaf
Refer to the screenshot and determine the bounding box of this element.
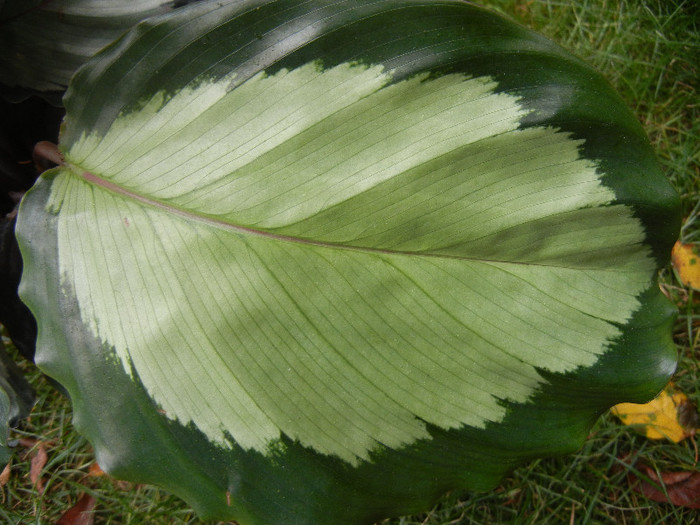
[0,462,10,487]
[29,442,47,494]
[18,437,39,449]
[630,464,700,509]
[56,493,97,525]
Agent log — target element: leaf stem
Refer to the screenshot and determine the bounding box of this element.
[32,141,63,172]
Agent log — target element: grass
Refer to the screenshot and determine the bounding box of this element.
[2,0,699,523]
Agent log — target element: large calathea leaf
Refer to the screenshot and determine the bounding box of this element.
[15,1,680,523]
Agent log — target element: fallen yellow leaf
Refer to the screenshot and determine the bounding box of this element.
[611,384,695,443]
[672,241,700,289]
[88,462,105,477]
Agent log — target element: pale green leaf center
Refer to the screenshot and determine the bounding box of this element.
[48,61,653,463]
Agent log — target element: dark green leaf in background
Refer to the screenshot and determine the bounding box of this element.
[0,0,199,103]
[0,337,34,467]
[0,94,64,361]
[15,1,680,523]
